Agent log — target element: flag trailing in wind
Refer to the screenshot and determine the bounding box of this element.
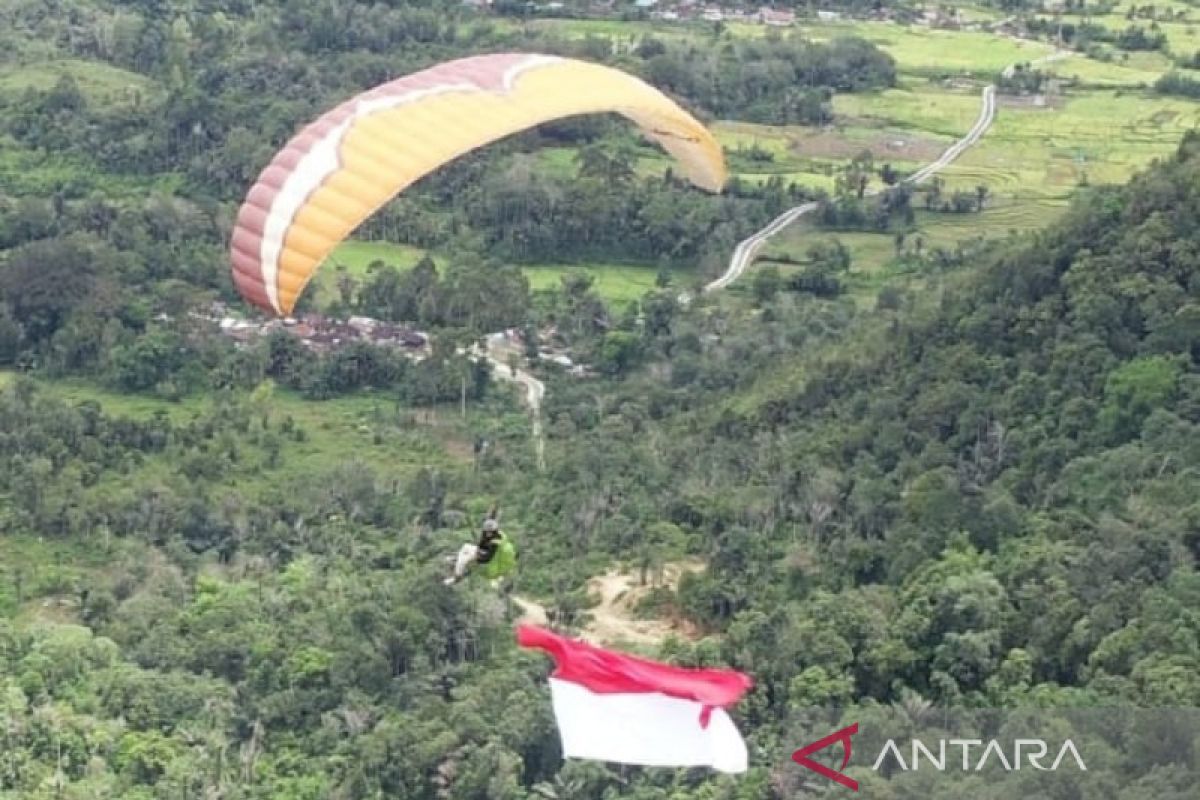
[516,624,754,773]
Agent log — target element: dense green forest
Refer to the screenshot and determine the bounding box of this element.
[2,0,1199,798]
[1,131,1198,799]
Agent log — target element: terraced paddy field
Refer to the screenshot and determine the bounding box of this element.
[717,116,950,169]
[825,76,1197,204]
[757,80,1196,280]
[1043,51,1169,86]
[942,90,1200,198]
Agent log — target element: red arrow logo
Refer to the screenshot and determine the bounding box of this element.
[792,722,859,791]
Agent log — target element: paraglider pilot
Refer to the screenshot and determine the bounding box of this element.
[444,511,515,585]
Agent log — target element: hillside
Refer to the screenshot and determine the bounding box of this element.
[0,125,1194,800]
[0,1,1198,798]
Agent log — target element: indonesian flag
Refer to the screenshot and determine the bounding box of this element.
[516,624,754,773]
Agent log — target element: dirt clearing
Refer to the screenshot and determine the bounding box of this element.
[515,559,706,648]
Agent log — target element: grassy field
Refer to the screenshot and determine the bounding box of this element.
[538,14,1054,77]
[320,240,679,306]
[524,262,686,303]
[755,199,1066,309]
[8,371,498,500]
[804,21,1059,76]
[955,4,1008,23]
[833,81,988,138]
[309,241,431,305]
[699,81,985,195]
[1028,1,1195,77]
[324,240,431,275]
[715,115,948,178]
[0,136,183,197]
[537,131,848,191]
[0,59,172,196]
[528,18,684,40]
[0,533,115,620]
[0,58,162,101]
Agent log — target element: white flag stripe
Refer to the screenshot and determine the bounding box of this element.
[548,677,749,773]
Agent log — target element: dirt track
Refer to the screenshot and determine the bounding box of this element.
[475,334,546,469]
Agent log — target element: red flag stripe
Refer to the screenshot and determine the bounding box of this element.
[516,625,752,707]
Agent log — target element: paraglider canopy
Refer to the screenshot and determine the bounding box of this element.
[229,53,727,317]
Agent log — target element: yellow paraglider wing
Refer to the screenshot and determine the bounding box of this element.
[229,54,726,316]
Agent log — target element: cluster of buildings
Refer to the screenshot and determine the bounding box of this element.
[461,1,973,30]
[637,2,799,25]
[461,0,800,25]
[200,304,429,356]
[196,303,594,376]
[642,4,962,28]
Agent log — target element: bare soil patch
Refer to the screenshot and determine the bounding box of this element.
[794,126,951,162]
[513,559,707,648]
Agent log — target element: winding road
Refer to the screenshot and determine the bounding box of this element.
[701,83,998,294]
[701,41,1074,295]
[486,45,1069,463]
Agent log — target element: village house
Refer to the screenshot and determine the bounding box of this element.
[760,6,796,25]
[921,7,963,28]
[212,310,428,356]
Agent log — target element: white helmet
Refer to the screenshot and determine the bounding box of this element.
[482,519,499,533]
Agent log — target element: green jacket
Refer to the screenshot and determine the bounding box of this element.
[478,531,517,579]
